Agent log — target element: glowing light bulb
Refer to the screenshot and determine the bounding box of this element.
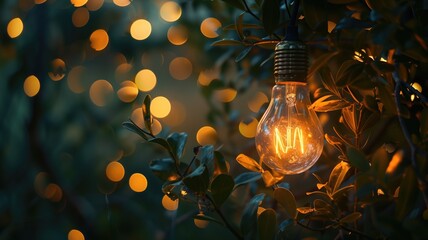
[255,41,324,175]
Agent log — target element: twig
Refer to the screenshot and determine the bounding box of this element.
[206,195,243,239]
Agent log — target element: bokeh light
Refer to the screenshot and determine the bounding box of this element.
[162,101,186,127]
[115,63,133,82]
[200,18,221,38]
[162,195,179,211]
[151,119,163,135]
[89,80,114,107]
[117,80,139,102]
[48,58,67,81]
[68,229,85,240]
[150,96,171,118]
[113,0,130,7]
[106,161,125,182]
[44,183,63,202]
[248,92,268,113]
[23,75,41,97]
[214,88,237,102]
[71,0,88,7]
[90,29,109,51]
[130,19,151,41]
[160,1,182,22]
[67,66,86,93]
[86,0,103,11]
[130,107,144,128]
[197,68,219,86]
[239,118,258,138]
[135,69,157,92]
[7,18,24,38]
[72,7,90,28]
[194,214,209,228]
[169,57,192,80]
[35,0,47,4]
[196,126,217,146]
[410,82,422,101]
[167,25,188,46]
[128,173,148,192]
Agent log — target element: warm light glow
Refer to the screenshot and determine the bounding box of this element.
[248,92,268,112]
[167,25,188,45]
[130,19,151,41]
[274,127,304,155]
[128,173,148,192]
[72,7,90,28]
[150,96,171,118]
[113,0,130,7]
[194,214,209,228]
[410,82,422,101]
[151,119,162,135]
[197,68,219,86]
[214,88,237,102]
[196,126,217,146]
[44,183,63,202]
[71,0,88,7]
[86,0,103,11]
[115,63,133,82]
[200,17,221,38]
[7,18,24,38]
[67,66,86,93]
[386,150,403,174]
[163,101,186,127]
[68,229,85,240]
[162,195,179,211]
[169,57,192,80]
[327,21,336,33]
[117,81,138,102]
[160,1,182,22]
[35,0,47,4]
[23,75,41,97]
[90,29,109,51]
[239,118,258,138]
[48,58,66,81]
[106,161,125,182]
[89,80,113,107]
[135,69,157,92]
[130,107,144,128]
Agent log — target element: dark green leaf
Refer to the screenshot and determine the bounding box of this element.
[332,185,354,199]
[328,0,358,3]
[241,193,265,239]
[183,165,209,193]
[396,166,418,220]
[347,147,370,171]
[370,146,389,181]
[166,132,187,160]
[234,172,262,189]
[335,60,360,87]
[142,95,153,134]
[274,187,297,219]
[214,151,228,174]
[150,158,176,181]
[194,213,224,226]
[236,12,244,40]
[258,208,276,240]
[340,212,362,223]
[211,39,243,47]
[308,51,340,79]
[302,0,327,30]
[162,181,185,200]
[122,120,148,140]
[221,0,246,10]
[261,0,280,34]
[223,23,263,31]
[198,145,215,175]
[235,46,253,62]
[211,174,234,206]
[149,138,175,158]
[328,161,351,194]
[377,83,397,115]
[236,154,262,172]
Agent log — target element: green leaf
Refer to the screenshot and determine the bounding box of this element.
[162,180,185,200]
[261,0,280,34]
[258,208,276,240]
[328,161,351,194]
[340,212,362,223]
[210,174,234,206]
[308,51,340,79]
[274,187,297,219]
[122,120,148,140]
[332,185,354,200]
[211,39,243,47]
[183,165,209,193]
[214,151,228,174]
[236,12,244,40]
[302,0,327,30]
[235,46,253,62]
[296,207,315,215]
[166,132,187,160]
[346,147,370,171]
[149,137,175,159]
[241,193,265,239]
[234,172,262,189]
[370,146,389,181]
[236,154,262,172]
[142,95,153,134]
[396,166,418,220]
[262,170,282,187]
[198,145,215,175]
[150,158,176,181]
[335,60,360,87]
[221,0,246,10]
[377,83,397,115]
[194,213,224,226]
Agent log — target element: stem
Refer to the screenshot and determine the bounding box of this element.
[206,195,243,239]
[183,155,197,176]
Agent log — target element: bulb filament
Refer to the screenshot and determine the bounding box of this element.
[274,127,304,157]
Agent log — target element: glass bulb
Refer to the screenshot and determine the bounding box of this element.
[255,82,324,175]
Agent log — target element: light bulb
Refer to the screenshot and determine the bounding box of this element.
[255,41,324,175]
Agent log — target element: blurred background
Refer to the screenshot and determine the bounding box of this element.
[0,0,273,239]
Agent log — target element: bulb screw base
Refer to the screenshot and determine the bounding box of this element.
[274,41,308,83]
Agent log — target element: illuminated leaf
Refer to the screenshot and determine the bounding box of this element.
[236,154,262,172]
[193,214,223,226]
[310,95,350,112]
[258,208,276,240]
[297,207,314,215]
[261,170,282,187]
[210,174,234,206]
[332,185,354,199]
[340,212,362,223]
[211,39,243,47]
[328,161,351,194]
[274,187,297,219]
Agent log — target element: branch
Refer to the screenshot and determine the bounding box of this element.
[206,195,243,239]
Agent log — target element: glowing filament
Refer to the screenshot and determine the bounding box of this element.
[274,127,304,157]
